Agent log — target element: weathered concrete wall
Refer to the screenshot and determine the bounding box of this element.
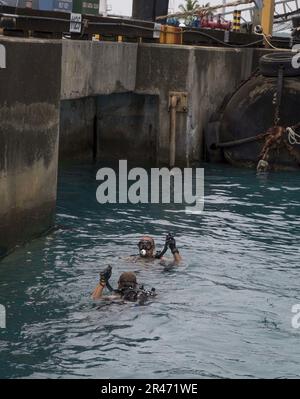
[59,93,159,163]
[189,47,255,163]
[61,41,138,100]
[136,44,192,165]
[60,41,140,161]
[59,98,96,160]
[0,37,62,258]
[97,93,159,163]
[135,44,256,165]
[59,41,269,166]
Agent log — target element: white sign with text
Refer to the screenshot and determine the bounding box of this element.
[70,13,82,34]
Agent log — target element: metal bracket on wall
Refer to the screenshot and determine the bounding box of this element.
[168,92,188,113]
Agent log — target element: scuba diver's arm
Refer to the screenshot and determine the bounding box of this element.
[167,234,182,263]
[155,234,182,265]
[173,251,182,263]
[92,265,112,300]
[92,283,106,300]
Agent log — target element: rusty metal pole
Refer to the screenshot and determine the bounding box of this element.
[170,95,178,168]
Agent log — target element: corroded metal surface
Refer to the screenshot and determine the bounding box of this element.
[219,74,300,170]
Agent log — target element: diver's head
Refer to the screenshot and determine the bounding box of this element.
[138,236,155,258]
[118,272,137,290]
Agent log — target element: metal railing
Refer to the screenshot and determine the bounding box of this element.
[221,0,299,24]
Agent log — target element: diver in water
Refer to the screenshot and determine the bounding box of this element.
[92,266,156,304]
[134,233,182,264]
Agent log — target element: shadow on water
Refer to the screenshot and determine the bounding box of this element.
[0,162,300,378]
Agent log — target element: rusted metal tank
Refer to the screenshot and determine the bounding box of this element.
[207,52,300,171]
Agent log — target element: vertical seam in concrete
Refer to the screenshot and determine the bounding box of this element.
[186,47,197,167]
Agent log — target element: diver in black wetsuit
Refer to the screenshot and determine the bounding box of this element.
[92,234,182,302]
[133,233,182,264]
[92,266,156,304]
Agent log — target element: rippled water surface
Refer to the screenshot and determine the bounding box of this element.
[1,162,300,379]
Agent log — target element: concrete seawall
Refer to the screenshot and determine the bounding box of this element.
[0,37,272,257]
[135,44,255,164]
[60,42,263,165]
[0,37,61,258]
[59,41,139,161]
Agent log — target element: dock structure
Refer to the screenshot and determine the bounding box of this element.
[0,5,298,257]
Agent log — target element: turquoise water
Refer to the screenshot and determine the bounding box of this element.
[0,162,300,379]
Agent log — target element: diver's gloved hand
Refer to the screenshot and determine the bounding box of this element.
[155,235,169,259]
[99,265,112,285]
[166,233,179,254]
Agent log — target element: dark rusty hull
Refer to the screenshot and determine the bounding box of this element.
[219,75,300,170]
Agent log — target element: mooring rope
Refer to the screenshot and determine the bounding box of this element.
[256,124,300,172]
[262,33,282,50]
[287,127,300,145]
